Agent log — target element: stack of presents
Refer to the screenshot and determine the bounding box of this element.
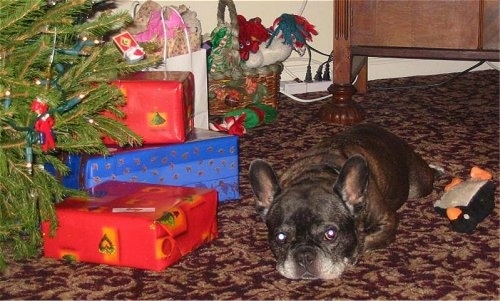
[42,0,317,271]
[42,71,239,270]
[42,68,239,271]
[42,3,239,270]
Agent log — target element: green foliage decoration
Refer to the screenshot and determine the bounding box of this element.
[0,0,160,270]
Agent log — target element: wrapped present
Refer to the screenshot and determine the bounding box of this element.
[52,129,239,202]
[41,181,218,271]
[104,71,194,145]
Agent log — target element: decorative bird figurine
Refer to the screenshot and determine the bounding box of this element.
[242,13,317,69]
[268,13,318,52]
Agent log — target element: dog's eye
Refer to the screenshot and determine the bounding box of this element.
[276,232,287,244]
[324,227,337,241]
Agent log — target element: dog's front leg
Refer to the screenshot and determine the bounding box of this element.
[360,209,399,251]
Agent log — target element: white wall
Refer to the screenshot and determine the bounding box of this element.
[114,0,493,81]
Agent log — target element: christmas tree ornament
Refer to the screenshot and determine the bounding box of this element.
[124,46,146,63]
[31,97,56,152]
[112,31,145,63]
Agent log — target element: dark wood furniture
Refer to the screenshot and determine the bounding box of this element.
[321,0,500,125]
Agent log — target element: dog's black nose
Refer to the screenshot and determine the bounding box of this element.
[295,246,315,268]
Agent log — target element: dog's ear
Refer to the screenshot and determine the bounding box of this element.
[249,159,281,219]
[334,155,369,216]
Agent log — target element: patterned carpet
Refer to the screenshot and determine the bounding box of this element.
[1,69,498,300]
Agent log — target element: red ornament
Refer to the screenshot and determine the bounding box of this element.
[31,97,56,152]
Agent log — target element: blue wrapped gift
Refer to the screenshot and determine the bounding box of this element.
[53,129,239,202]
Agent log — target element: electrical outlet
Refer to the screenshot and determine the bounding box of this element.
[280,80,332,95]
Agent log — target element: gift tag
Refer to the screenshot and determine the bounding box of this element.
[112,207,155,213]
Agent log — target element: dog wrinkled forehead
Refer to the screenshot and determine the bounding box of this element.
[266,188,349,228]
[289,207,326,237]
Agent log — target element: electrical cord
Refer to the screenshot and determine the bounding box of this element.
[278,49,333,102]
[291,1,496,94]
[280,54,333,103]
[281,57,325,81]
[304,46,313,82]
[306,43,333,57]
[279,87,332,103]
[280,60,494,103]
[305,43,333,84]
[370,60,487,91]
[279,44,334,102]
[277,0,332,102]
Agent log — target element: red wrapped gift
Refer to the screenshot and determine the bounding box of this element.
[41,181,218,271]
[104,71,195,145]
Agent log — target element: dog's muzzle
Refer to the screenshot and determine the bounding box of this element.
[278,244,349,280]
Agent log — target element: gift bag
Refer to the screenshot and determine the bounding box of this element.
[166,27,202,58]
[156,48,208,130]
[132,3,209,129]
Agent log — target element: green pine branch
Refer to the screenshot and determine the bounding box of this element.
[0,0,161,270]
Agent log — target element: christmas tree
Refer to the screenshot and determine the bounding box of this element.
[0,0,159,269]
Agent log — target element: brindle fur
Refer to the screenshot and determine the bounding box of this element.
[249,123,435,279]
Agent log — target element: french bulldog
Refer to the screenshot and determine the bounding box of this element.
[249,123,435,279]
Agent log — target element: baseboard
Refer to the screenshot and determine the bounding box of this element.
[280,57,494,83]
[367,58,494,80]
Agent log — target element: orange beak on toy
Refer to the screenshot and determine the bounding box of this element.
[446,207,463,221]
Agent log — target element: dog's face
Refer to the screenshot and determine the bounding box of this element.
[249,156,369,279]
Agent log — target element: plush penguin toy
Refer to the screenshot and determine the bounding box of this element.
[434,166,495,233]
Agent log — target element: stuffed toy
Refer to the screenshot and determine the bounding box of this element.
[243,14,317,69]
[268,13,318,54]
[243,37,293,69]
[237,15,270,61]
[434,166,495,233]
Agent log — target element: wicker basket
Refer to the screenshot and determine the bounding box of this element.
[208,0,283,116]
